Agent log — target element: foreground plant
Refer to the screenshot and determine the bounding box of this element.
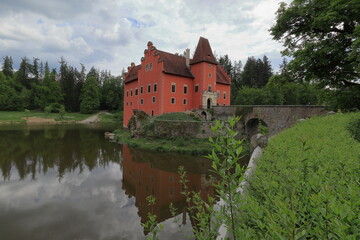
[142,195,163,240]
[207,116,246,239]
[175,117,246,239]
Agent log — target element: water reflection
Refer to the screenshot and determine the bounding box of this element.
[0,124,121,181]
[121,145,215,236]
[0,124,216,239]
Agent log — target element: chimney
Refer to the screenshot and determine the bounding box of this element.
[185,48,190,68]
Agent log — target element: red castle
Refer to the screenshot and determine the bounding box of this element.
[123,37,231,127]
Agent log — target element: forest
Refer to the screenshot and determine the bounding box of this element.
[0,56,123,114]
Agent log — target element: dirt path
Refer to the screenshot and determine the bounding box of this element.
[78,111,111,124]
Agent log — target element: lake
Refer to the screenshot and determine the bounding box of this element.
[0,124,215,239]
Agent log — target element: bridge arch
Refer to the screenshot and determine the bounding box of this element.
[245,118,268,138]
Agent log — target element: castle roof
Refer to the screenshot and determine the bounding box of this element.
[190,37,218,65]
[124,65,141,83]
[124,37,230,84]
[157,50,194,78]
[216,65,231,85]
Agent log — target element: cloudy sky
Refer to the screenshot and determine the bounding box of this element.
[0,0,290,76]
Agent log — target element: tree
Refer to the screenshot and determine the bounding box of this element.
[242,56,272,88]
[101,76,122,110]
[2,56,14,77]
[270,0,360,88]
[16,57,32,89]
[80,76,100,113]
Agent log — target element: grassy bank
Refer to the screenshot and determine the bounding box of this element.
[0,111,94,123]
[0,111,123,124]
[114,128,212,155]
[236,113,360,238]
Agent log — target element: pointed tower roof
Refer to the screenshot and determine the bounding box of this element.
[190,37,218,65]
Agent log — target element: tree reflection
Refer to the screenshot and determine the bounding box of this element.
[0,125,122,181]
[121,145,216,234]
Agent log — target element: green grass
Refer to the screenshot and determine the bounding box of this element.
[236,113,360,238]
[98,112,123,124]
[0,111,93,123]
[114,128,211,155]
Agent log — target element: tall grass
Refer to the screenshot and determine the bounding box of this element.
[236,113,360,239]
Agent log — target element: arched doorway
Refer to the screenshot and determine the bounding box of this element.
[207,98,211,109]
[245,118,268,138]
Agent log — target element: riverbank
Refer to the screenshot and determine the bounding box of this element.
[234,112,360,238]
[0,111,120,124]
[114,128,213,155]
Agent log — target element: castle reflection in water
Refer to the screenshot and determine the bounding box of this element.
[121,144,216,231]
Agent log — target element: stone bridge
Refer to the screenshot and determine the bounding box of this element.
[212,105,327,137]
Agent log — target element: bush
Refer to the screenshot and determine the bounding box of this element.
[49,103,62,113]
[44,105,52,116]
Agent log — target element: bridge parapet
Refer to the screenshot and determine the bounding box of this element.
[213,105,327,137]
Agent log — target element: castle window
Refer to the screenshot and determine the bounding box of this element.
[151,110,154,116]
[195,85,199,92]
[183,85,188,94]
[140,99,144,105]
[169,187,174,197]
[130,102,132,106]
[149,63,153,71]
[208,64,212,68]
[126,91,129,97]
[208,85,212,92]
[140,86,143,94]
[171,83,176,93]
[130,90,133,96]
[171,98,176,104]
[145,64,149,72]
[208,73,212,78]
[216,91,220,99]
[183,99,187,105]
[152,96,156,103]
[154,83,157,92]
[148,84,151,93]
[223,92,227,100]
[135,88,138,96]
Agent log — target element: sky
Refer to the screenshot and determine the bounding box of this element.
[0,0,291,76]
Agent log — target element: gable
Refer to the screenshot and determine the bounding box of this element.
[124,65,141,83]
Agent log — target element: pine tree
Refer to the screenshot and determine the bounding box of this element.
[2,56,14,77]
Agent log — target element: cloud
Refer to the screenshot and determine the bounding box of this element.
[0,0,290,75]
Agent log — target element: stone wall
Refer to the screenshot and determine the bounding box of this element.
[153,120,216,138]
